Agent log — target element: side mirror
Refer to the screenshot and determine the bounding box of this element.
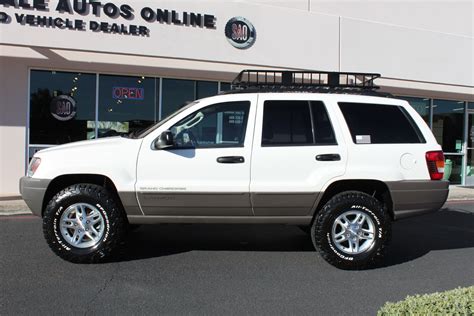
[154,130,174,150]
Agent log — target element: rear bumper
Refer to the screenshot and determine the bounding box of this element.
[387,180,449,220]
[19,177,51,217]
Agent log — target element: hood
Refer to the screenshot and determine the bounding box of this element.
[37,137,136,155]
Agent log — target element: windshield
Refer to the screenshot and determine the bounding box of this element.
[133,101,200,138]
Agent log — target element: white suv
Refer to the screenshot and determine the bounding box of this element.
[20,70,449,269]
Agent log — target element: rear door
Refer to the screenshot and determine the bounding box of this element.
[250,95,347,216]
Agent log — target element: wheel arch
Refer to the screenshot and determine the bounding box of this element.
[312,179,394,220]
[41,174,123,217]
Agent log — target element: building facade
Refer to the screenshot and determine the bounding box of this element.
[0,0,473,195]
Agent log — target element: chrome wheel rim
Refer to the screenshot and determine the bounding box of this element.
[59,203,105,249]
[331,210,376,255]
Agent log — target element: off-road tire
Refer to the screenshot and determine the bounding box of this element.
[311,191,391,270]
[43,183,127,263]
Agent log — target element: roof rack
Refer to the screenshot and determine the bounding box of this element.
[225,70,387,96]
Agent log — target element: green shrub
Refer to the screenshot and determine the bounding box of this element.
[378,286,474,315]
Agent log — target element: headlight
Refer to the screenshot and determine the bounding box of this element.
[27,157,41,177]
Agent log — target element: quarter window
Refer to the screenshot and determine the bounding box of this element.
[262,100,336,146]
[170,101,250,149]
[338,102,425,144]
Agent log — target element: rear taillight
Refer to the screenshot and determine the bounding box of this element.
[426,151,445,180]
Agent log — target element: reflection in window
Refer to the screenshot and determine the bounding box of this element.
[432,99,465,153]
[397,96,430,126]
[97,74,155,138]
[170,101,250,148]
[30,70,96,145]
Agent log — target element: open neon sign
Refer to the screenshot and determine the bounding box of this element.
[112,87,144,100]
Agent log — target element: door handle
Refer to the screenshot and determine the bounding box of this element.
[316,154,341,161]
[217,156,245,164]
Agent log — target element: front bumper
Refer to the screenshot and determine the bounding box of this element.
[387,180,449,220]
[19,177,51,217]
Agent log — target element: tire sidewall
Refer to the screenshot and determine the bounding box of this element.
[43,185,119,261]
[314,194,388,266]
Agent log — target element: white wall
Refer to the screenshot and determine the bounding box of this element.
[249,0,473,37]
[0,59,28,195]
[340,18,473,86]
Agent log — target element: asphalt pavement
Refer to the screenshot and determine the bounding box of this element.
[1,201,473,315]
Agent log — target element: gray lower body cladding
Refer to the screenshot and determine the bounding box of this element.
[386,180,449,220]
[136,192,318,216]
[132,180,448,221]
[19,177,51,216]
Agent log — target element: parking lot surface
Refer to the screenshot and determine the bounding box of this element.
[1,201,473,315]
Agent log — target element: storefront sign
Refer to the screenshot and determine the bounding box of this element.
[0,1,216,36]
[112,87,144,100]
[225,17,256,49]
[50,95,76,121]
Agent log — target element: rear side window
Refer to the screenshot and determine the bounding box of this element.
[262,100,337,146]
[338,102,425,144]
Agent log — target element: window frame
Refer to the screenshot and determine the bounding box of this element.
[261,100,338,147]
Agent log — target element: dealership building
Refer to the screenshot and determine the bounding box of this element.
[0,0,473,196]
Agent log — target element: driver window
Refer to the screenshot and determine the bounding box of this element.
[170,101,250,149]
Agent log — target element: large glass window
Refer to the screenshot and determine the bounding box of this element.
[397,96,430,126]
[97,74,155,137]
[170,101,250,149]
[432,99,465,153]
[161,79,195,119]
[220,83,231,92]
[196,81,218,99]
[30,70,96,145]
[338,102,425,144]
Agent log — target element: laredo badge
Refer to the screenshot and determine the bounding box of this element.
[225,17,256,49]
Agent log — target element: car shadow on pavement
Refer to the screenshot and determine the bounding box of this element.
[382,206,474,267]
[111,207,474,268]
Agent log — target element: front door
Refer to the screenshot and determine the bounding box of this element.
[136,95,257,216]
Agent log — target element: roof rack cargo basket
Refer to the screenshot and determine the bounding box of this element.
[231,70,381,91]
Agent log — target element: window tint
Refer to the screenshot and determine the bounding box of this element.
[262,101,312,145]
[170,101,250,149]
[338,102,425,144]
[312,101,337,145]
[262,100,336,146]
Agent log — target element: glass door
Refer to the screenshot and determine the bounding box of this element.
[466,104,474,186]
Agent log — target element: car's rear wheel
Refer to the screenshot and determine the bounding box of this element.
[311,191,391,269]
[43,183,127,263]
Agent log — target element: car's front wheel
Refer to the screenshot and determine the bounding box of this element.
[43,183,127,263]
[311,191,391,269]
